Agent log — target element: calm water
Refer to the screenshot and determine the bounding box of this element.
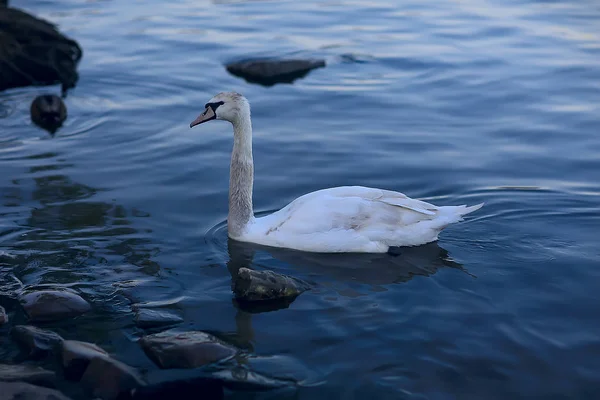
[1,0,600,398]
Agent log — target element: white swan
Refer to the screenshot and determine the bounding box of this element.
[190,92,483,253]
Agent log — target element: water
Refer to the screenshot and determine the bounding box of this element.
[1,0,599,398]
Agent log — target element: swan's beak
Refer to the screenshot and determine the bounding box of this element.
[190,107,216,128]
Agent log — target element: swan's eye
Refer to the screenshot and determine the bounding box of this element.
[205,101,225,111]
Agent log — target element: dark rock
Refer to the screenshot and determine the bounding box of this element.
[0,381,72,400]
[134,309,183,329]
[11,325,64,357]
[0,7,82,93]
[232,267,310,302]
[121,376,223,400]
[0,364,56,387]
[225,58,325,86]
[139,330,237,369]
[80,356,145,400]
[0,305,7,324]
[20,290,91,322]
[210,366,294,391]
[30,94,67,135]
[60,340,108,381]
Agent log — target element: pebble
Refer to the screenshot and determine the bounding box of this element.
[134,308,183,329]
[20,290,91,322]
[139,330,237,369]
[232,267,311,302]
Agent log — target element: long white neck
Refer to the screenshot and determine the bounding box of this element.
[228,111,254,238]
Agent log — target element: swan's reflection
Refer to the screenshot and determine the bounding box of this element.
[226,238,467,295]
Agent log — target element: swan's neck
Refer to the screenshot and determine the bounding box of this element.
[228,113,254,237]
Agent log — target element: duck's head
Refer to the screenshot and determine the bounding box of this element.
[190,92,250,128]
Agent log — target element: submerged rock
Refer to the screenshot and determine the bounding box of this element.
[0,364,56,387]
[210,366,294,391]
[0,6,82,93]
[80,355,145,400]
[0,382,72,400]
[134,309,183,329]
[60,340,109,381]
[30,94,67,134]
[139,330,237,369]
[124,376,223,400]
[232,267,311,302]
[11,325,64,357]
[20,290,91,321]
[0,305,7,324]
[225,58,325,86]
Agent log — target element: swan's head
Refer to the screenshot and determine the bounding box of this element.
[190,92,250,128]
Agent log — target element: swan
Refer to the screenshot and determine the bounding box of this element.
[190,92,483,253]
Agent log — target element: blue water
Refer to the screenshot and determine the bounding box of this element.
[1,0,600,398]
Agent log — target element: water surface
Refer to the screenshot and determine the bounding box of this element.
[1,0,600,398]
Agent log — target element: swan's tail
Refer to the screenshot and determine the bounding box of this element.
[435,202,484,227]
[457,202,484,217]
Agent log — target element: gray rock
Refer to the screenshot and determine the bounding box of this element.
[20,290,91,321]
[0,364,56,387]
[80,356,145,400]
[0,305,7,324]
[11,325,64,356]
[225,58,325,86]
[134,309,183,329]
[60,340,108,381]
[0,381,72,400]
[211,367,293,391]
[139,330,237,369]
[233,267,311,302]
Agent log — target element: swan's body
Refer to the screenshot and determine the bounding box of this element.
[190,92,483,253]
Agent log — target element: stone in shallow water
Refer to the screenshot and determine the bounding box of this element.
[0,364,56,387]
[0,305,7,324]
[60,340,109,381]
[19,290,91,322]
[139,330,237,369]
[11,325,64,357]
[125,376,223,400]
[80,355,145,400]
[225,58,326,86]
[134,308,183,329]
[0,382,72,400]
[233,267,311,302]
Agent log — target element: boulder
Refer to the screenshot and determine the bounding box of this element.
[0,381,72,400]
[139,330,237,369]
[232,267,310,302]
[80,356,145,400]
[60,340,108,381]
[134,309,183,329]
[11,325,64,357]
[225,58,325,86]
[20,290,91,322]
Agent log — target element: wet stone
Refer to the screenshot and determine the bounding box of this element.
[0,364,56,387]
[80,355,145,400]
[210,366,294,392]
[124,376,224,400]
[0,305,7,324]
[225,58,326,86]
[11,325,64,357]
[233,267,311,302]
[0,382,72,400]
[20,290,91,322]
[139,330,237,369]
[134,308,183,329]
[60,340,109,381]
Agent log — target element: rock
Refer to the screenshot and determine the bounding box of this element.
[210,366,294,391]
[30,94,67,135]
[134,309,183,329]
[225,58,325,86]
[139,330,237,369]
[80,356,145,400]
[11,325,64,357]
[60,340,109,381]
[0,364,56,387]
[0,305,7,324]
[0,7,82,93]
[124,376,223,400]
[232,267,311,302]
[0,382,72,400]
[20,290,91,322]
